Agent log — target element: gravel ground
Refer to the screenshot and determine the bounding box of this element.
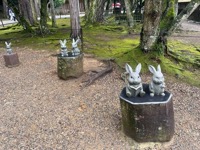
[0,47,199,150]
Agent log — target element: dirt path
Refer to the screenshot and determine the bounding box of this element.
[0,48,199,149]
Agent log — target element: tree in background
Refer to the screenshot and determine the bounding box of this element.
[69,0,81,38]
[18,0,38,25]
[84,0,107,24]
[140,0,200,54]
[50,0,57,27]
[39,0,48,34]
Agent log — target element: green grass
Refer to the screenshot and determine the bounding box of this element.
[0,18,199,87]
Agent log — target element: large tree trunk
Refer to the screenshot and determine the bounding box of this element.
[69,0,81,38]
[124,0,134,27]
[50,0,57,27]
[18,0,37,25]
[7,0,33,32]
[85,0,107,24]
[168,1,200,35]
[140,0,163,52]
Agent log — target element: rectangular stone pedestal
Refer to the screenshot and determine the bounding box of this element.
[3,53,20,67]
[57,53,83,80]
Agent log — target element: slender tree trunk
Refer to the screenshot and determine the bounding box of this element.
[124,0,134,27]
[50,0,57,27]
[84,0,90,21]
[69,0,81,38]
[40,0,48,28]
[3,0,8,18]
[140,0,163,52]
[168,1,200,35]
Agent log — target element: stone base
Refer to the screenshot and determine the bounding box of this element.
[3,53,20,68]
[57,53,83,80]
[119,84,174,142]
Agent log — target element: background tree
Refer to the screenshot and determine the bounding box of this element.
[140,0,163,52]
[85,0,107,24]
[39,0,48,34]
[18,0,37,25]
[7,0,33,32]
[124,0,134,27]
[50,0,57,27]
[140,0,200,54]
[69,0,81,38]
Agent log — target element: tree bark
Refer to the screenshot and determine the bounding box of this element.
[168,1,200,35]
[7,0,33,32]
[85,0,107,24]
[124,0,134,27]
[3,0,8,18]
[50,0,57,27]
[40,0,48,33]
[69,0,81,38]
[140,0,163,52]
[18,0,37,25]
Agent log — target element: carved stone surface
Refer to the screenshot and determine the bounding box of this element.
[119,84,174,142]
[57,54,83,80]
[3,53,20,67]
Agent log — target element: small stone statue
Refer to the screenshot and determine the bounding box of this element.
[5,41,13,54]
[124,63,145,97]
[72,38,80,56]
[148,65,165,97]
[59,39,68,57]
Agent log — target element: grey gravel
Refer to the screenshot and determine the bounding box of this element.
[0,48,199,150]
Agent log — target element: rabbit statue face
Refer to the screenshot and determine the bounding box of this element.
[126,63,141,85]
[148,65,165,96]
[125,63,145,97]
[5,42,11,49]
[60,39,67,49]
[59,39,68,57]
[5,41,12,54]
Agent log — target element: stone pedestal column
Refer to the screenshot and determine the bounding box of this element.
[57,53,83,80]
[119,84,174,142]
[3,53,20,67]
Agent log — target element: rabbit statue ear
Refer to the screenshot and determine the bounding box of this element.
[148,65,156,74]
[59,40,63,44]
[157,65,161,72]
[125,64,133,73]
[72,38,75,43]
[64,39,66,44]
[5,41,7,45]
[135,63,141,73]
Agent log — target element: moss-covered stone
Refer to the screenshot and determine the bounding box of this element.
[57,54,83,80]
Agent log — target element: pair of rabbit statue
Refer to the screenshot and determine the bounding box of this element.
[124,63,165,97]
[59,38,81,57]
[5,42,13,54]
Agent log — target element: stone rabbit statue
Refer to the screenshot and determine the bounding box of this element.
[148,65,165,97]
[72,38,80,56]
[5,41,13,54]
[59,39,68,57]
[124,63,145,97]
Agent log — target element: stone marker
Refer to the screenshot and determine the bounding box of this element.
[3,42,20,67]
